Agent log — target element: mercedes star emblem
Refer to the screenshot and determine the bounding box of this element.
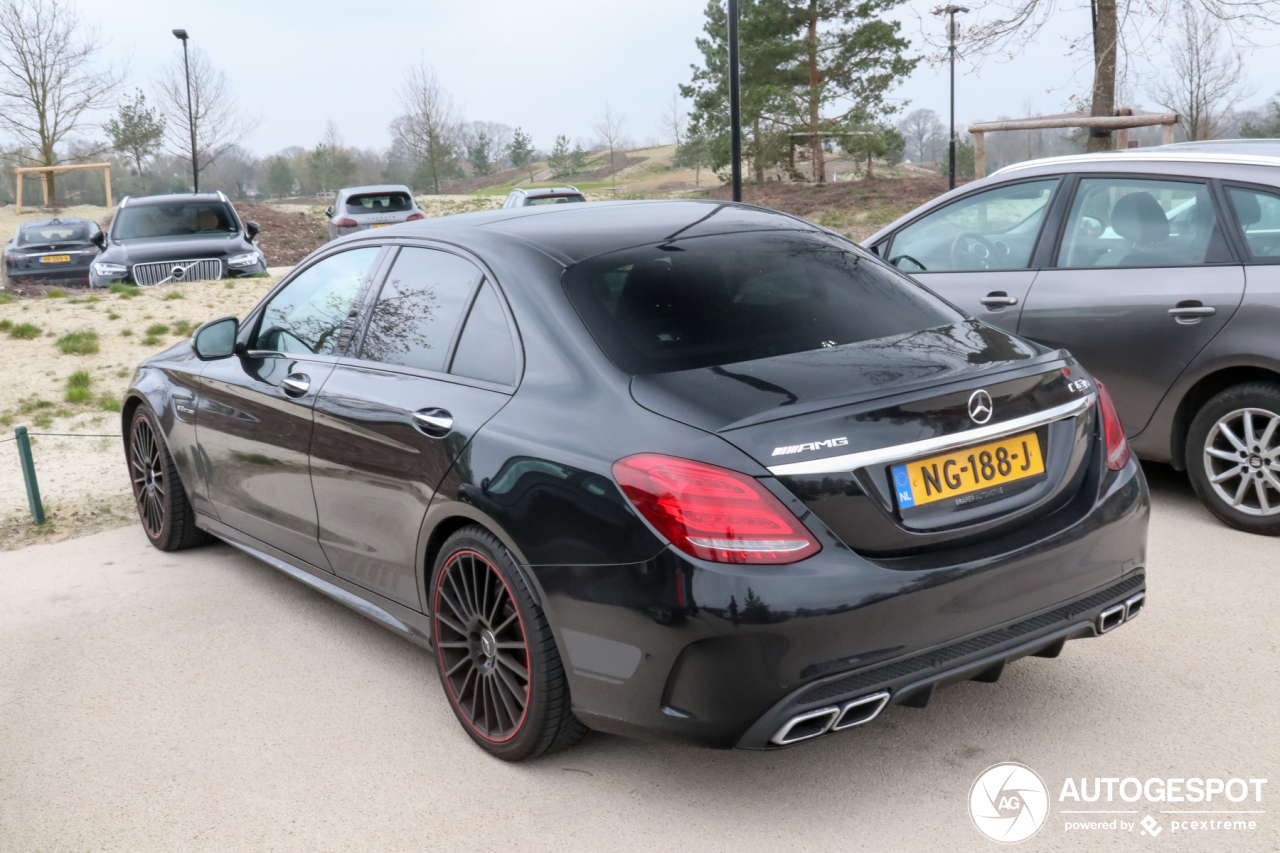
[968,389,994,424]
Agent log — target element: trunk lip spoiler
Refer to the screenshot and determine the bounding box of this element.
[766,393,1097,477]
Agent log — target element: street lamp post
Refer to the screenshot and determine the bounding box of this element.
[728,0,742,203]
[944,6,969,191]
[172,29,198,193]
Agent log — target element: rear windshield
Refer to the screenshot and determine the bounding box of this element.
[346,192,413,213]
[563,231,962,374]
[112,203,237,239]
[526,195,584,206]
[20,222,90,244]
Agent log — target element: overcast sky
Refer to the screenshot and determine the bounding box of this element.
[90,0,1279,155]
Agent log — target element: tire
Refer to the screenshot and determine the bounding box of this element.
[429,525,588,761]
[127,407,208,551]
[1186,381,1280,535]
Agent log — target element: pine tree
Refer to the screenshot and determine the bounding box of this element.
[508,128,536,182]
[105,91,165,194]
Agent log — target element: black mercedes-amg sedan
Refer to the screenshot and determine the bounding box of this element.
[121,200,1149,761]
[90,192,266,288]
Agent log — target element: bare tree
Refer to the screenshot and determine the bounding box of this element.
[0,0,119,201]
[896,108,944,162]
[1149,5,1250,141]
[659,90,686,148]
[592,103,627,188]
[944,0,1280,152]
[155,46,258,191]
[395,63,460,194]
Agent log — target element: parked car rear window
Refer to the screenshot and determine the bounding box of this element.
[525,195,584,206]
[1228,186,1280,259]
[112,202,237,239]
[20,222,90,244]
[563,231,963,375]
[346,193,413,214]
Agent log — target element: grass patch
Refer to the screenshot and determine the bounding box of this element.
[108,282,141,298]
[116,368,129,377]
[141,335,162,346]
[46,288,67,298]
[0,319,9,331]
[31,411,53,429]
[145,323,170,336]
[224,281,235,289]
[162,290,185,300]
[98,394,121,412]
[8,322,41,340]
[107,311,120,320]
[0,292,12,304]
[65,386,92,404]
[120,328,133,336]
[56,330,100,355]
[67,370,92,388]
[172,319,194,336]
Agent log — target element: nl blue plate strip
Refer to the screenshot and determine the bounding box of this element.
[892,464,915,509]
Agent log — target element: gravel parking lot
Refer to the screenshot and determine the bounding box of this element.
[1,464,1276,852]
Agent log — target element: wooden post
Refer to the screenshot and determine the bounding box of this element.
[40,173,48,207]
[1116,128,1129,150]
[14,169,21,215]
[102,165,111,208]
[1161,121,1176,145]
[973,131,985,179]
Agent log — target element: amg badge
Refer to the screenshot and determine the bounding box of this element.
[772,436,849,457]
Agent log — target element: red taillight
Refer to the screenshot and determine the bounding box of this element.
[406,212,425,221]
[612,454,821,564]
[1096,380,1130,471]
[333,217,358,228]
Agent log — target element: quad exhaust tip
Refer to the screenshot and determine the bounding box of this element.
[1097,603,1126,634]
[770,691,891,746]
[1124,592,1145,621]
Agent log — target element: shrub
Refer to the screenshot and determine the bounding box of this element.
[46,288,66,298]
[65,386,92,404]
[172,319,194,336]
[56,330,99,354]
[162,290,185,300]
[145,323,170,336]
[67,370,92,388]
[108,282,141,298]
[141,335,162,346]
[99,394,122,412]
[8,322,41,339]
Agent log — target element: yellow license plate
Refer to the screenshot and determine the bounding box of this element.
[368,223,391,228]
[39,254,71,263]
[892,432,1045,510]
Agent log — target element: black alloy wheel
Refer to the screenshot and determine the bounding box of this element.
[430,526,588,760]
[127,407,207,551]
[1187,382,1280,536]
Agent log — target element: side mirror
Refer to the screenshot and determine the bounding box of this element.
[90,231,106,250]
[324,207,334,218]
[245,220,261,239]
[193,316,238,360]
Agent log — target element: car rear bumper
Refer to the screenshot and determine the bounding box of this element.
[529,457,1148,749]
[7,262,93,283]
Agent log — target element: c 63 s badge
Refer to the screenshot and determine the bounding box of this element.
[772,436,848,457]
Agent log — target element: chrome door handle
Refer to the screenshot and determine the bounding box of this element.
[979,292,1019,308]
[281,373,311,397]
[413,408,453,436]
[1168,306,1216,318]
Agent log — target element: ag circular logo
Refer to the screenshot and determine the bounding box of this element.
[969,762,1049,844]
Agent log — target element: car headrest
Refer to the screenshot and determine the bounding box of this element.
[1233,191,1262,227]
[197,209,219,230]
[1111,192,1169,245]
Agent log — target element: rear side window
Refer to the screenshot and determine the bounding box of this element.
[1227,186,1280,260]
[451,281,517,385]
[563,231,962,375]
[346,192,413,214]
[360,247,481,372]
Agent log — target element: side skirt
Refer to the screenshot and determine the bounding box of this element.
[198,514,435,651]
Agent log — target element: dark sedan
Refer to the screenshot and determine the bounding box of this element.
[122,200,1148,761]
[4,218,101,285]
[90,192,265,287]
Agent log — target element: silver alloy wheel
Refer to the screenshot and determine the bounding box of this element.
[1202,406,1280,517]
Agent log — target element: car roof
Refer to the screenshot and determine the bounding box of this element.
[339,185,413,197]
[516,186,581,196]
[123,192,230,207]
[339,199,822,264]
[990,146,1280,178]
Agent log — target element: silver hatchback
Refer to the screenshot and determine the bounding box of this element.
[325,185,424,242]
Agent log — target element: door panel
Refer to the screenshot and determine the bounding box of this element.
[197,354,336,568]
[907,271,1036,333]
[1021,267,1244,435]
[310,365,510,607]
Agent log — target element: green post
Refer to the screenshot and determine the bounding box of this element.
[14,425,45,525]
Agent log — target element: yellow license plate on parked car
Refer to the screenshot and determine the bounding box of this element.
[891,432,1045,510]
[368,223,391,228]
[39,254,71,263]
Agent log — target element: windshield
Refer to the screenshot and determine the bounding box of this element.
[526,195,585,206]
[346,192,413,214]
[112,202,238,240]
[20,222,90,244]
[563,231,962,374]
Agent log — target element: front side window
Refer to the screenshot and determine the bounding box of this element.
[359,247,481,372]
[1227,186,1280,260]
[254,247,380,355]
[1057,177,1230,268]
[889,179,1058,272]
[112,202,238,240]
[563,231,962,375]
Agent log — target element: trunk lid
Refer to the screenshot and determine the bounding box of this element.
[632,322,1100,556]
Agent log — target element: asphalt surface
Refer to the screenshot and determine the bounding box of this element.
[1,463,1276,852]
